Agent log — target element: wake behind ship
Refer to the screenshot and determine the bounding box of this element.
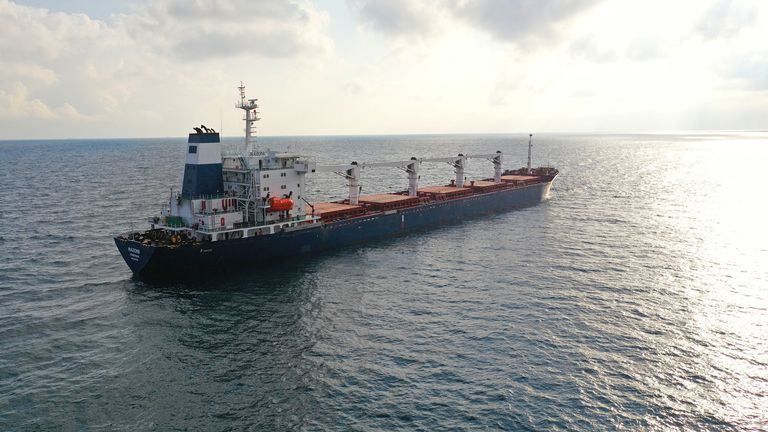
[115,83,558,277]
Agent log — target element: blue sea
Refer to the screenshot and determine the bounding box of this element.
[0,132,766,430]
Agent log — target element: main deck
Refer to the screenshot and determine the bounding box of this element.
[117,168,557,249]
[115,172,557,275]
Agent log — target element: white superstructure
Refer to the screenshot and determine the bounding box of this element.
[153,83,508,243]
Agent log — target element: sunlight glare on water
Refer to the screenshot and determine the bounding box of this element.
[658,137,768,428]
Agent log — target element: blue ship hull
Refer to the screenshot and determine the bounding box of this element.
[115,180,553,277]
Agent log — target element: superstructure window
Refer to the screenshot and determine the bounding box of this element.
[188,145,197,154]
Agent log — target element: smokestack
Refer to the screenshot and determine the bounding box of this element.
[181,129,223,198]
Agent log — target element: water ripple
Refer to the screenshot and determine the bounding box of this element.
[1,133,767,430]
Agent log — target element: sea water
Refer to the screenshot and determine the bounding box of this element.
[0,133,766,430]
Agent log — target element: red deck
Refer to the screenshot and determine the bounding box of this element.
[359,194,412,204]
[312,202,364,219]
[359,193,420,210]
[467,180,505,191]
[312,176,542,219]
[417,185,472,198]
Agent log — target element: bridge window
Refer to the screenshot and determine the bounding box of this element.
[188,145,197,154]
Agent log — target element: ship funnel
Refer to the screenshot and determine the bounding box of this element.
[181,130,224,198]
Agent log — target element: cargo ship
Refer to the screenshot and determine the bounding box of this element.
[115,84,558,277]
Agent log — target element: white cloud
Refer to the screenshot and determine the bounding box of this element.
[0,82,85,119]
[0,0,335,138]
[696,0,757,40]
[119,0,333,60]
[450,0,601,46]
[347,0,602,46]
[0,1,107,61]
[0,0,766,138]
[0,62,58,86]
[347,0,444,37]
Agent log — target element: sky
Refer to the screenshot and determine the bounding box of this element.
[0,0,766,139]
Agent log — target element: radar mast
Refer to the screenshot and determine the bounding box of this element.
[237,82,260,154]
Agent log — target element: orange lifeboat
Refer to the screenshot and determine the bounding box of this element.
[268,197,294,212]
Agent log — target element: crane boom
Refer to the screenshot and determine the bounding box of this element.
[314,164,357,173]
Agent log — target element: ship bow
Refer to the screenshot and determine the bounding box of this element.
[114,237,157,274]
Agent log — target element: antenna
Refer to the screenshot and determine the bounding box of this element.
[527,134,533,174]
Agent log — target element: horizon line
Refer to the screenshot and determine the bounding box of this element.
[1,129,766,142]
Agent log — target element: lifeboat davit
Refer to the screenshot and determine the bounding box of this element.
[268,197,294,212]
